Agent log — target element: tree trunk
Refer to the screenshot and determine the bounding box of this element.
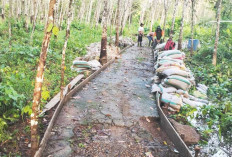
[1,0,5,20]
[163,0,168,40]
[212,0,222,66]
[190,0,195,56]
[94,0,102,27]
[150,0,156,32]
[30,0,56,156]
[121,0,133,35]
[58,0,64,28]
[61,0,73,99]
[87,0,94,23]
[30,0,39,41]
[115,0,121,47]
[177,0,188,50]
[100,0,108,65]
[8,0,12,47]
[170,0,178,35]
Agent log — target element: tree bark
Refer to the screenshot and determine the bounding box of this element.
[212,0,222,66]
[31,0,56,156]
[170,0,178,35]
[150,0,156,32]
[8,0,12,47]
[163,0,168,40]
[177,0,188,50]
[121,0,133,35]
[1,0,5,20]
[115,0,121,47]
[30,0,39,41]
[190,0,195,56]
[87,0,94,23]
[100,0,108,65]
[61,0,73,99]
[94,0,102,27]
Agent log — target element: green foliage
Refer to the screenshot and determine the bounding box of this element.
[183,19,232,145]
[0,20,102,143]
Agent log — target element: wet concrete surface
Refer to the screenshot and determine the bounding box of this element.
[43,46,179,157]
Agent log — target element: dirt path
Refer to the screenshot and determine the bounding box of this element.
[43,46,178,157]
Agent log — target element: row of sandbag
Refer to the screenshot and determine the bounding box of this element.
[71,60,102,73]
[151,48,208,111]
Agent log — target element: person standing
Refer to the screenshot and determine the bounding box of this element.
[152,26,164,49]
[138,23,144,47]
[147,31,155,47]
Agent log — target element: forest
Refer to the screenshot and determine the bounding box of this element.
[0,0,231,156]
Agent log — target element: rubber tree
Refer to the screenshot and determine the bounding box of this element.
[212,0,222,66]
[170,0,178,35]
[30,0,39,41]
[163,0,168,39]
[94,0,102,27]
[177,0,188,50]
[60,0,73,99]
[0,0,5,20]
[86,0,94,23]
[100,0,108,65]
[115,0,121,48]
[8,0,12,47]
[31,0,56,156]
[190,0,196,56]
[150,0,156,32]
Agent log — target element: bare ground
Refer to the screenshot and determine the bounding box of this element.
[43,46,179,157]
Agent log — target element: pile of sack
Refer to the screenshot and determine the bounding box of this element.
[85,42,119,61]
[71,59,102,73]
[151,46,208,112]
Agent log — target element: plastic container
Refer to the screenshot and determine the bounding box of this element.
[188,39,199,51]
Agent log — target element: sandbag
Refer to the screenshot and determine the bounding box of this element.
[159,84,177,93]
[156,66,180,73]
[88,60,102,70]
[160,62,186,70]
[159,50,182,58]
[182,97,205,108]
[164,75,191,91]
[155,43,166,50]
[151,84,177,93]
[73,60,88,65]
[162,53,185,60]
[162,68,191,77]
[176,89,189,98]
[161,93,182,110]
[188,95,208,104]
[158,58,184,65]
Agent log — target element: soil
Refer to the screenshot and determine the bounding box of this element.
[43,45,179,157]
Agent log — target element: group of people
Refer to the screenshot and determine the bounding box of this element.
[137,23,175,50]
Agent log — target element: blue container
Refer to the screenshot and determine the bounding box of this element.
[188,39,199,51]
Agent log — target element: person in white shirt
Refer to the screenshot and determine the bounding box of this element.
[138,23,144,47]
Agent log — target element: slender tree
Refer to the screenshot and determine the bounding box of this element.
[190,0,196,56]
[30,0,39,41]
[170,0,178,35]
[212,0,222,66]
[87,0,94,23]
[60,0,73,99]
[1,0,5,20]
[100,0,108,65]
[94,0,102,27]
[115,0,121,47]
[150,0,156,32]
[163,0,168,39]
[177,0,188,50]
[30,0,56,155]
[8,0,12,47]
